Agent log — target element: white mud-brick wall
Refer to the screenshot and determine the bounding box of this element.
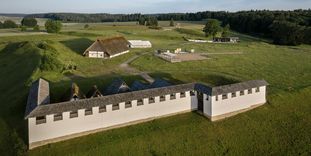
[28,91,195,145]
[209,86,266,120]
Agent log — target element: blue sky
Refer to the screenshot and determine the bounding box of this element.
[1,0,311,14]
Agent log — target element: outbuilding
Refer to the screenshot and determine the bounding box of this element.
[128,40,152,48]
[213,37,240,43]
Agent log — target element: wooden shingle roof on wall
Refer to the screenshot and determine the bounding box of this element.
[211,80,268,96]
[24,79,268,119]
[84,36,130,56]
[25,78,50,117]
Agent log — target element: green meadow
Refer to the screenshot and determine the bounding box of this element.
[0,21,310,155]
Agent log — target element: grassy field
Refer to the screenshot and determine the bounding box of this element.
[0,21,310,155]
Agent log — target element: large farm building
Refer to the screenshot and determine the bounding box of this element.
[83,37,130,59]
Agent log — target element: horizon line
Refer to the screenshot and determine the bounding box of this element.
[0,8,310,15]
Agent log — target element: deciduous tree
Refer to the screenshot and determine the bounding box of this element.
[170,18,175,27]
[203,19,221,37]
[3,20,18,28]
[45,20,62,33]
[33,25,40,31]
[222,24,230,37]
[21,17,38,27]
[270,20,304,46]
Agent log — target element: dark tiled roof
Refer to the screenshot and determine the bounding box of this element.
[86,85,103,98]
[84,36,129,56]
[150,79,171,88]
[131,81,149,91]
[24,78,50,118]
[24,79,268,119]
[105,78,130,95]
[25,83,196,118]
[211,80,269,95]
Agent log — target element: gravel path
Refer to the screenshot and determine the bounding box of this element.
[119,52,155,83]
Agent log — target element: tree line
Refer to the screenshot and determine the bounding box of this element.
[0,17,39,31]
[0,17,63,33]
[26,10,311,45]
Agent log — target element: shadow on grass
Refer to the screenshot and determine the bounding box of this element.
[230,31,271,43]
[49,73,148,103]
[0,42,42,155]
[60,31,100,37]
[48,72,188,103]
[206,74,240,86]
[60,38,93,55]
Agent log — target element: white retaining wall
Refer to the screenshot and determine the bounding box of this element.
[28,86,267,147]
[29,91,196,144]
[208,86,266,117]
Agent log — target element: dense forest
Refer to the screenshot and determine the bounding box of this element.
[26,10,311,45]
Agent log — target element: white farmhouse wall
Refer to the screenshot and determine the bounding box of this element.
[28,91,194,144]
[210,86,266,117]
[87,51,105,58]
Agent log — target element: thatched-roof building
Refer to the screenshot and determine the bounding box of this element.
[69,83,86,101]
[83,37,130,58]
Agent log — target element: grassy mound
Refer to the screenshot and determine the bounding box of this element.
[0,41,64,156]
[175,28,205,37]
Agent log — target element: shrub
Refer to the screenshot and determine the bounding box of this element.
[37,41,56,52]
[170,18,175,27]
[40,53,63,72]
[36,41,63,72]
[84,24,89,29]
[3,20,18,28]
[45,20,62,33]
[21,17,37,27]
[33,25,40,31]
[20,26,27,32]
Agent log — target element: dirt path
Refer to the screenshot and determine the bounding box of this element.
[0,32,48,37]
[202,52,243,55]
[119,52,155,83]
